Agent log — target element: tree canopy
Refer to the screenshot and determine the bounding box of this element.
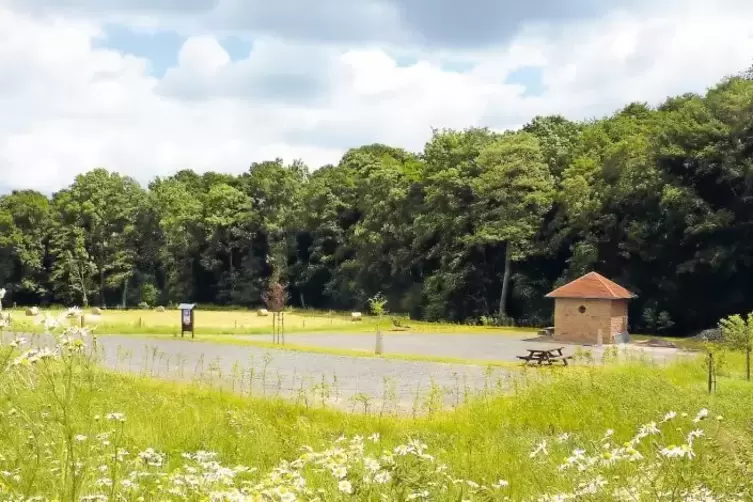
[3,75,753,335]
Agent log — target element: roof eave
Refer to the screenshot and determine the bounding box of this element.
[545,294,637,300]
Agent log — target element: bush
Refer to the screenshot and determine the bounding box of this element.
[139,282,160,308]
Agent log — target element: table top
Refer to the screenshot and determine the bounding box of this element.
[526,347,564,354]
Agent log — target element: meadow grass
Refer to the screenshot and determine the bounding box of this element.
[1,325,752,500]
[4,307,538,336]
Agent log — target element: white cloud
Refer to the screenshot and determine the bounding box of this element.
[0,1,752,193]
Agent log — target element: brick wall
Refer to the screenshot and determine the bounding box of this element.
[610,300,628,338]
[553,298,626,344]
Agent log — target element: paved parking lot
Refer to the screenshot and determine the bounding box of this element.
[252,331,689,364]
[5,331,692,412]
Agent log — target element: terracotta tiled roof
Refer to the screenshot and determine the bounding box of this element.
[545,272,635,300]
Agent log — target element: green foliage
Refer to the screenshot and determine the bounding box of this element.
[368,292,388,317]
[4,75,753,334]
[718,312,753,380]
[719,313,753,352]
[138,282,160,307]
[2,330,753,500]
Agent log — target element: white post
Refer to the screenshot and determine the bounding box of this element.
[375,319,383,355]
[597,329,603,347]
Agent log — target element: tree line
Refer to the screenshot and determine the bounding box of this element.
[2,74,753,335]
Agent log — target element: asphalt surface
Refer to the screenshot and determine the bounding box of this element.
[259,332,687,363]
[3,331,691,413]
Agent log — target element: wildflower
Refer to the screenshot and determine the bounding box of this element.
[557,433,571,443]
[138,448,166,467]
[661,411,677,423]
[363,457,380,473]
[368,433,380,442]
[331,465,347,479]
[338,480,353,494]
[493,479,509,489]
[106,412,126,422]
[8,336,27,348]
[687,429,705,445]
[693,409,709,423]
[75,435,87,442]
[12,347,56,366]
[530,440,548,459]
[66,306,82,318]
[37,313,60,332]
[660,444,694,459]
[374,470,392,484]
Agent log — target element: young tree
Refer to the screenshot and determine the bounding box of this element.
[263,281,289,344]
[719,313,753,381]
[369,292,388,355]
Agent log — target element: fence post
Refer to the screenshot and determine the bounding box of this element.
[707,352,714,394]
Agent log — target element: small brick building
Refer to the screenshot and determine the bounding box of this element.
[545,272,635,344]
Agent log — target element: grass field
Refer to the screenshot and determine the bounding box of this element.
[1,321,752,500]
[3,307,539,336]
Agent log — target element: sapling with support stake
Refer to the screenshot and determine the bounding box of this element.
[369,292,388,355]
[719,312,753,381]
[263,281,289,345]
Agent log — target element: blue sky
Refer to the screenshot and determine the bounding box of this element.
[0,0,751,192]
[92,24,254,76]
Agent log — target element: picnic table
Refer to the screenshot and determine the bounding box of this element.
[517,347,573,366]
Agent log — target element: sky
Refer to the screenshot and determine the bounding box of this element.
[0,0,752,193]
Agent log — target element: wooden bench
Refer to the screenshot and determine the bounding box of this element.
[537,326,555,337]
[546,355,574,366]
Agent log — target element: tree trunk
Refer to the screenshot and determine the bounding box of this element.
[121,277,128,309]
[100,267,105,308]
[300,291,306,309]
[375,316,383,355]
[498,243,512,318]
[77,262,89,307]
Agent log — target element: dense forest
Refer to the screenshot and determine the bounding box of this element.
[2,74,753,335]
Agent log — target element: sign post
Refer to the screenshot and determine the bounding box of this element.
[178,303,196,338]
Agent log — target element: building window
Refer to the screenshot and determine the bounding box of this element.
[578,305,587,314]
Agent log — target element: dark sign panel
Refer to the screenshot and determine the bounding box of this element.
[178,303,195,338]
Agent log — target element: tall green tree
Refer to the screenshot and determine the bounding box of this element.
[0,190,51,303]
[51,169,146,307]
[472,132,556,318]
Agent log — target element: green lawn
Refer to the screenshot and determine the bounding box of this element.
[4,306,538,336]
